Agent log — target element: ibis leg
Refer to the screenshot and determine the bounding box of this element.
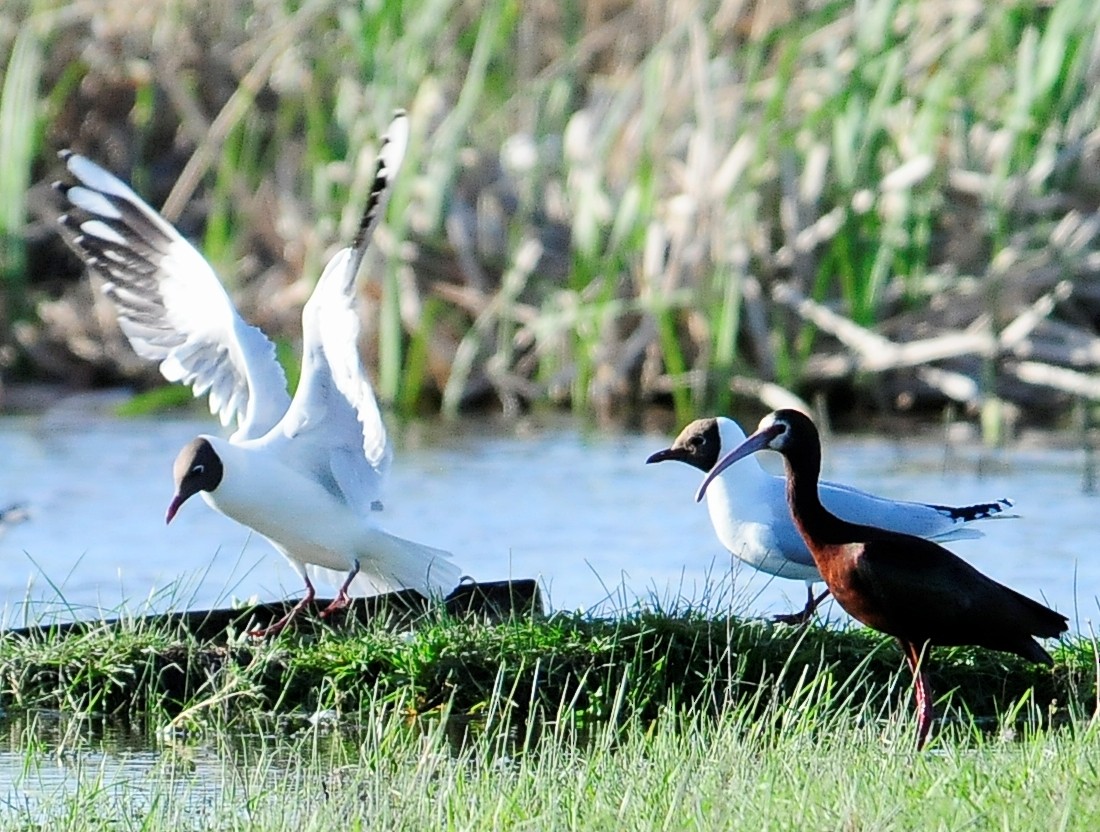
[901,639,935,750]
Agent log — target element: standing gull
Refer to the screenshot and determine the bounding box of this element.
[55,111,460,636]
[647,416,1013,623]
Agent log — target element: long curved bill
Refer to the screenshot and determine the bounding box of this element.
[695,424,781,503]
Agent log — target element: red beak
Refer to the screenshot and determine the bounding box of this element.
[165,494,184,524]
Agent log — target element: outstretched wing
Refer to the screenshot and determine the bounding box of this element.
[264,111,410,512]
[55,153,290,440]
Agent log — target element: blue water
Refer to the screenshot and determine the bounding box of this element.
[0,400,1096,630]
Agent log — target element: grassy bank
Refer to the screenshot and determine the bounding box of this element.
[4,1,1100,425]
[1,607,1091,736]
[1,608,1099,829]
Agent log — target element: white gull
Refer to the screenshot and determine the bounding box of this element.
[55,111,461,636]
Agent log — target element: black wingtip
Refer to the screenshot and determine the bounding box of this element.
[58,215,88,248]
[932,497,1017,523]
[349,114,406,253]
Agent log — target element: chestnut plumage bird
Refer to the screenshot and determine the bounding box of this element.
[696,409,1067,748]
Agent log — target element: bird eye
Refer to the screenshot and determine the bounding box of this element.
[192,464,205,475]
[689,435,704,448]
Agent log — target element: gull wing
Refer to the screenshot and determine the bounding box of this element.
[818,479,1012,542]
[55,153,290,441]
[264,111,410,512]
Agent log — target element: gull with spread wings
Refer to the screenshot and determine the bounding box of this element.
[55,111,461,636]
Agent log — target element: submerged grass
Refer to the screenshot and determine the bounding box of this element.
[1,654,1100,829]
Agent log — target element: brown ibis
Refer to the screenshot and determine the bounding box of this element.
[696,409,1067,748]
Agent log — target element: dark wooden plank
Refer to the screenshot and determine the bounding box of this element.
[3,579,543,641]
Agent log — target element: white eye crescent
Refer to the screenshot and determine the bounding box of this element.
[192,464,205,475]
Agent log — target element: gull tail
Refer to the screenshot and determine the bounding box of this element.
[926,497,1017,543]
[307,530,462,599]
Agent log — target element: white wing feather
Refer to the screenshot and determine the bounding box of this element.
[56,153,290,440]
[264,111,410,512]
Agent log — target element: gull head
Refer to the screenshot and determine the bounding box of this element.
[166,437,224,523]
[645,418,724,474]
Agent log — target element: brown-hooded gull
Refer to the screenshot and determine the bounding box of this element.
[55,111,460,636]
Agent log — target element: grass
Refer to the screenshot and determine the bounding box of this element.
[0,588,1095,828]
[0,603,1090,736]
[0,619,1098,829]
[4,0,1100,423]
[0,15,42,315]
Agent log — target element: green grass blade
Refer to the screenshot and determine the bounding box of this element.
[0,26,42,307]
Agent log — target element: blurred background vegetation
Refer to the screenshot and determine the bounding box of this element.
[3,0,1100,430]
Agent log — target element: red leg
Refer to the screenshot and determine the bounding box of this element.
[249,575,317,638]
[320,559,361,619]
[773,584,830,626]
[901,639,934,750]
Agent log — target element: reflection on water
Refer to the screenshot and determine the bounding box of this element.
[0,712,215,821]
[0,707,531,825]
[0,407,1097,628]
[0,709,348,825]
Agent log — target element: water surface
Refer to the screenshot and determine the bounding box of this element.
[1,404,1096,629]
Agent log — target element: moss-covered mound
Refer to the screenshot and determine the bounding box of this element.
[1,604,1090,739]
